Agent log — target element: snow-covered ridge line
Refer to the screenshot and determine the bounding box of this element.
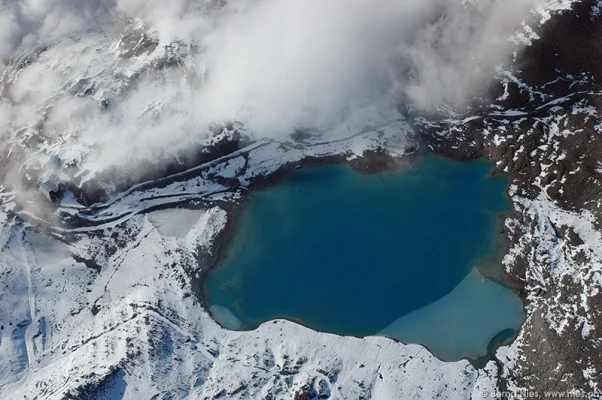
[12,123,413,233]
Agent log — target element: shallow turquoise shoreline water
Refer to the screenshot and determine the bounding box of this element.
[204,155,524,360]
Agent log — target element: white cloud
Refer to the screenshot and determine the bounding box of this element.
[0,0,551,178]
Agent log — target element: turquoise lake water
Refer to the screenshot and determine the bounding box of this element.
[204,155,525,361]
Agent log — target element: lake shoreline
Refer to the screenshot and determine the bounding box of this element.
[195,145,526,367]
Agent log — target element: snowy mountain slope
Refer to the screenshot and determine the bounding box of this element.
[1,204,491,399]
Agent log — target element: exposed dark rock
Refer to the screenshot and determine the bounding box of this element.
[419,0,602,393]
